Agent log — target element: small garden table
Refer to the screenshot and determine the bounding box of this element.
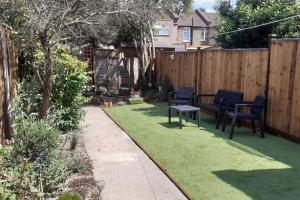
[168,105,201,129]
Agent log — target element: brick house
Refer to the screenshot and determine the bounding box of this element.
[154,9,217,50]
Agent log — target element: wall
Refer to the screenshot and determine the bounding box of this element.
[154,19,180,48]
[155,39,300,142]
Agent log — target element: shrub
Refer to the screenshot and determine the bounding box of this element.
[13,118,59,161]
[106,90,119,97]
[57,192,81,200]
[0,148,42,200]
[51,47,90,131]
[128,97,144,104]
[95,86,108,96]
[161,75,175,96]
[41,150,73,193]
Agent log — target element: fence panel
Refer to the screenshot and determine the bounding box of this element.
[267,39,300,139]
[156,51,197,89]
[198,49,268,103]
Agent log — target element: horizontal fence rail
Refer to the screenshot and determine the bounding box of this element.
[155,39,300,143]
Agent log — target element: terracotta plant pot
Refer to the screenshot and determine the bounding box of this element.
[103,102,108,108]
[108,101,113,107]
[117,96,124,102]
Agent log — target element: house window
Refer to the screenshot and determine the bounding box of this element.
[182,27,190,42]
[154,25,170,36]
[200,28,206,42]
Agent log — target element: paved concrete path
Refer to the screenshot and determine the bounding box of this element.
[81,106,187,200]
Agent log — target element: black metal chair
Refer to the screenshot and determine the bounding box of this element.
[222,96,266,139]
[169,86,195,106]
[197,90,243,129]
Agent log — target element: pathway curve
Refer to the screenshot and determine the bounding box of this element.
[81,106,187,200]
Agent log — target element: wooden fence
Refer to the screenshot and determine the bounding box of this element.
[155,38,300,142]
[0,25,18,142]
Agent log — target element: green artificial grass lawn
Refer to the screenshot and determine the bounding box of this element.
[104,103,300,200]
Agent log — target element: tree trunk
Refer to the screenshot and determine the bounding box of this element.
[1,30,12,139]
[38,33,52,119]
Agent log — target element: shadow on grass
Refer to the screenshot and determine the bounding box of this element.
[213,168,300,200]
[131,102,300,199]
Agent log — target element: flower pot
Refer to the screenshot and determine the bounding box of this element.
[103,102,108,108]
[117,96,124,102]
[108,101,113,107]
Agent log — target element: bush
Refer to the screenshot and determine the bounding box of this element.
[51,47,90,131]
[161,75,175,96]
[13,118,59,161]
[128,97,144,104]
[57,192,81,200]
[106,90,119,97]
[95,86,108,96]
[0,147,42,200]
[41,150,74,193]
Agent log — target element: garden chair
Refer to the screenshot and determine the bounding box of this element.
[169,86,195,106]
[196,90,243,129]
[222,96,266,139]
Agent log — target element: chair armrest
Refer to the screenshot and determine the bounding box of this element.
[233,103,264,113]
[168,91,176,99]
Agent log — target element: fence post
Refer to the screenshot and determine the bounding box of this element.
[0,29,12,140]
[195,47,202,95]
[264,34,275,130]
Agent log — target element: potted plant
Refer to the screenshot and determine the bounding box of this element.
[96,86,108,97]
[106,90,119,107]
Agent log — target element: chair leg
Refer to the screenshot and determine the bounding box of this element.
[216,112,222,129]
[259,119,265,138]
[222,115,227,132]
[251,120,256,133]
[168,108,171,123]
[238,120,242,127]
[229,117,237,139]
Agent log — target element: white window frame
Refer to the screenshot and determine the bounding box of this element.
[154,25,170,36]
[182,27,191,42]
[200,28,207,42]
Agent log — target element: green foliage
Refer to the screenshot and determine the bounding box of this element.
[13,118,59,161]
[0,149,42,200]
[106,90,119,97]
[12,80,42,120]
[215,0,300,48]
[41,150,73,193]
[161,75,175,96]
[51,47,90,131]
[128,97,144,104]
[95,86,108,96]
[57,192,81,200]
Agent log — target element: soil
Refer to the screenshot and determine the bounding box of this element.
[49,131,101,200]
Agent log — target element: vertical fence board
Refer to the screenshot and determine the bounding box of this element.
[289,42,300,138]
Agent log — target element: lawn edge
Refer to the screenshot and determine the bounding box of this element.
[102,107,192,200]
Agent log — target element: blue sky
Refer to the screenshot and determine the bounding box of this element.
[193,0,236,12]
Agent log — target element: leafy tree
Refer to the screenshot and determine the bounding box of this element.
[111,0,193,88]
[198,7,206,12]
[0,0,119,118]
[215,0,300,48]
